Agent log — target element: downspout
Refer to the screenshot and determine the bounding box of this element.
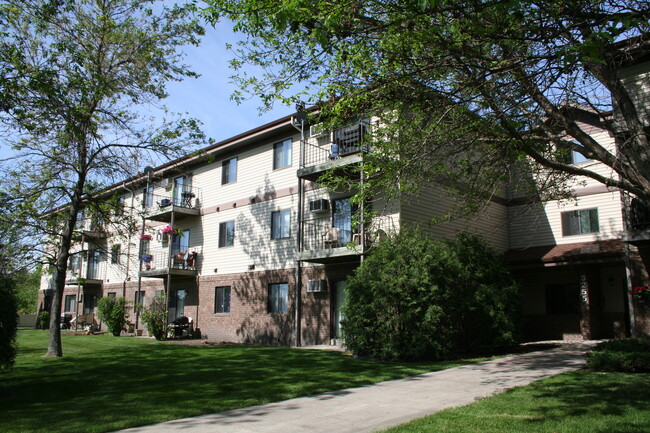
[122,186,136,299]
[135,167,153,332]
[294,113,306,347]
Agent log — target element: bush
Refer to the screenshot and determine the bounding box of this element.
[38,311,50,330]
[0,276,18,369]
[587,338,650,373]
[342,228,520,361]
[96,297,130,336]
[140,294,167,340]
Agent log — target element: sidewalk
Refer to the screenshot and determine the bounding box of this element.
[118,341,596,433]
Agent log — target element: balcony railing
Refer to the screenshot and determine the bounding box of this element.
[66,259,107,284]
[140,249,200,273]
[301,215,359,252]
[301,122,370,169]
[145,185,201,212]
[631,198,650,230]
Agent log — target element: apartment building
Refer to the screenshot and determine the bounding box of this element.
[39,50,649,346]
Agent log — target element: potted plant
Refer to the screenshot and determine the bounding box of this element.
[139,233,152,241]
[141,254,153,263]
[160,225,183,237]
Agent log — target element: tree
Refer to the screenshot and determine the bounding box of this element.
[0,273,18,369]
[342,229,520,361]
[14,266,40,314]
[96,296,130,336]
[140,294,167,340]
[0,0,205,357]
[204,0,650,206]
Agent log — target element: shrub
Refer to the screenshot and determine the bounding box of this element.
[0,276,18,369]
[140,294,167,340]
[96,297,130,336]
[342,228,520,361]
[587,338,650,373]
[38,311,50,330]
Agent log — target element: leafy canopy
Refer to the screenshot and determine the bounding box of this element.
[343,228,520,361]
[204,0,650,207]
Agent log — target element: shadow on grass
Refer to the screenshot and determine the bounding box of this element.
[1,331,473,433]
[527,370,650,429]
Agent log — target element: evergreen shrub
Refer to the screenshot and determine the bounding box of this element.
[96,296,130,336]
[342,228,520,361]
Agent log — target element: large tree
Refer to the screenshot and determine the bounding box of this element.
[204,0,650,206]
[0,0,205,357]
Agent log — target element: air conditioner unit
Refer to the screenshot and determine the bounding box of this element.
[309,123,328,138]
[309,199,330,213]
[307,279,327,293]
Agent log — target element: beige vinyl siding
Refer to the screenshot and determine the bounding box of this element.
[400,186,509,252]
[200,194,298,274]
[508,190,624,249]
[619,61,650,127]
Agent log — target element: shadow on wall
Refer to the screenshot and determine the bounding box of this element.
[231,175,297,345]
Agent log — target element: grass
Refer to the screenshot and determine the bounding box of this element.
[0,329,485,433]
[381,370,650,433]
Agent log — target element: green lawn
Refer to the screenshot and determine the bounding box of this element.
[381,370,650,433]
[0,330,482,433]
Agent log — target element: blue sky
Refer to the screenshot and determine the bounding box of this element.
[163,23,295,144]
[0,23,295,161]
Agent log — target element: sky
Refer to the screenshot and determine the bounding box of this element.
[162,23,296,145]
[0,23,296,162]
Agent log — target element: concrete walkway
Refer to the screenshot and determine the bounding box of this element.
[118,341,596,433]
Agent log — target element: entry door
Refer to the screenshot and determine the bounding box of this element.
[333,281,347,340]
[168,289,187,320]
[332,198,357,244]
[87,250,101,279]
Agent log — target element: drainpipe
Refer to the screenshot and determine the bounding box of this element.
[135,167,153,332]
[294,113,306,347]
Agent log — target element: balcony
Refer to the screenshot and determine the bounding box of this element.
[144,186,201,223]
[624,198,650,246]
[65,258,106,286]
[298,215,365,263]
[298,122,370,182]
[139,249,200,278]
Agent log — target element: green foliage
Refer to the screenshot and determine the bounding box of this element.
[14,268,40,314]
[140,294,167,340]
[3,329,483,433]
[96,297,130,337]
[587,338,650,373]
[204,0,650,203]
[343,228,520,361]
[0,0,206,357]
[38,311,49,330]
[0,275,18,369]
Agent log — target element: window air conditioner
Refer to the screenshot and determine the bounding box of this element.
[307,279,327,293]
[309,199,330,213]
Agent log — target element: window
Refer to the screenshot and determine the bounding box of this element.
[107,292,116,299]
[134,290,145,312]
[545,284,580,314]
[111,245,121,264]
[114,195,125,216]
[222,157,237,184]
[144,185,154,208]
[141,240,150,254]
[271,209,291,239]
[68,253,81,273]
[64,295,76,312]
[219,221,235,247]
[571,150,589,164]
[561,208,599,236]
[268,283,288,314]
[215,286,231,313]
[273,138,292,169]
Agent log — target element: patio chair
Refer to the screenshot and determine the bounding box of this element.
[322,227,341,249]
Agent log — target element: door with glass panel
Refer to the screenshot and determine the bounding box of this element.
[332,198,357,244]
